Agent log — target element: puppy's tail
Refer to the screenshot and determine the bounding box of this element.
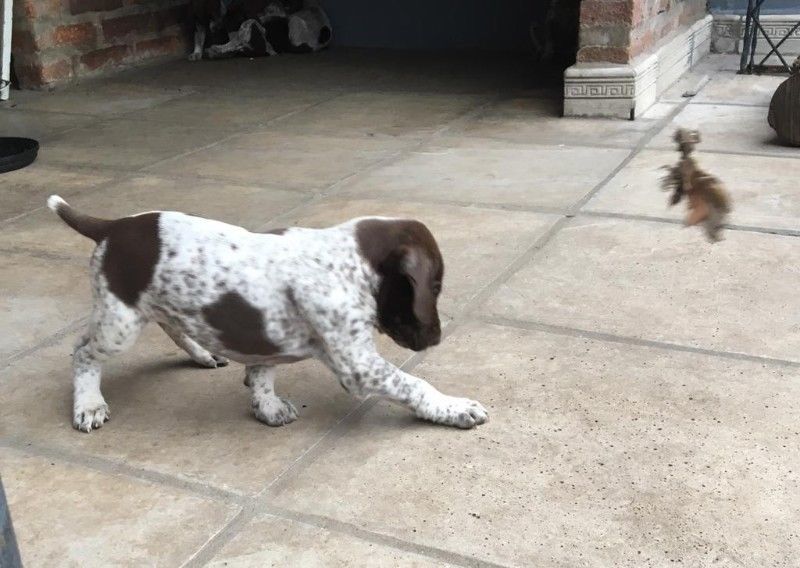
[47,195,113,243]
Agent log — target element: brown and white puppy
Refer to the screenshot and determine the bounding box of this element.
[47,196,488,433]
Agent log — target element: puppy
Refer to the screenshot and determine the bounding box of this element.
[47,196,488,433]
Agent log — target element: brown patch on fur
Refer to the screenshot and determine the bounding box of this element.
[356,219,443,351]
[203,291,280,356]
[102,213,162,306]
[52,201,114,243]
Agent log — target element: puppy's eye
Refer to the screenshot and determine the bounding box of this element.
[432,282,442,295]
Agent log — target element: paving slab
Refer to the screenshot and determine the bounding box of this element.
[128,89,334,129]
[270,198,560,316]
[0,253,89,360]
[0,174,307,256]
[150,133,410,191]
[481,217,800,362]
[207,515,459,567]
[41,118,236,170]
[338,138,629,210]
[271,91,485,139]
[450,96,655,148]
[0,326,360,494]
[270,322,800,568]
[0,164,115,222]
[0,108,92,140]
[585,149,800,230]
[1,446,238,567]
[691,72,785,106]
[9,82,194,117]
[647,103,795,157]
[113,49,552,96]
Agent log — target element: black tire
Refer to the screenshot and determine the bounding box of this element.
[0,137,39,174]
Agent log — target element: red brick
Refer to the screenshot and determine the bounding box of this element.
[15,58,73,88]
[69,0,122,14]
[577,45,630,64]
[135,34,186,56]
[16,0,63,19]
[80,44,130,70]
[52,21,97,50]
[12,28,38,54]
[101,12,151,41]
[580,1,632,27]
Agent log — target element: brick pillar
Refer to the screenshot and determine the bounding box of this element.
[11,0,190,89]
[564,0,711,119]
[577,0,634,65]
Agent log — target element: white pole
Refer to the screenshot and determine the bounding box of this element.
[1,0,12,101]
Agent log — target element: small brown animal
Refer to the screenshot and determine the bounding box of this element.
[661,128,731,242]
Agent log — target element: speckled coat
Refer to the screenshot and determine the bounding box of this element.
[47,195,488,433]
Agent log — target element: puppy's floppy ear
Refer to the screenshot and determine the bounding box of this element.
[398,246,437,325]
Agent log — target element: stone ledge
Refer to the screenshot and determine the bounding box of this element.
[564,14,713,119]
[712,13,800,64]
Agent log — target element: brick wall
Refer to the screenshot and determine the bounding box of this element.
[12,0,190,89]
[578,0,706,64]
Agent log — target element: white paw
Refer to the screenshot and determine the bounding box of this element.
[252,396,298,427]
[188,51,203,61]
[193,352,229,369]
[73,399,110,433]
[420,395,488,429]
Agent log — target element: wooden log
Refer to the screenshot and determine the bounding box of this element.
[768,57,800,147]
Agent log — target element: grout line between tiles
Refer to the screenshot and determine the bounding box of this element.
[579,210,800,238]
[477,314,800,369]
[263,506,512,568]
[0,317,89,373]
[0,437,246,505]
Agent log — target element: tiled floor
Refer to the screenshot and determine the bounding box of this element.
[1,50,798,567]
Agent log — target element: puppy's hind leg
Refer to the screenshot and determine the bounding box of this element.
[158,322,229,368]
[73,290,146,433]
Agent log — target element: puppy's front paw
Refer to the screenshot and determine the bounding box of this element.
[188,51,203,62]
[420,395,488,429]
[73,399,110,433]
[252,396,298,427]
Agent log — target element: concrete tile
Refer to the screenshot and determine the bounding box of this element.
[131,90,332,129]
[0,326,360,494]
[0,174,308,256]
[658,55,740,103]
[482,217,800,362]
[10,82,193,116]
[207,515,457,567]
[151,134,409,191]
[41,118,235,170]
[1,446,238,567]
[585,150,800,230]
[0,108,91,140]
[271,198,560,316]
[0,164,114,222]
[113,49,552,96]
[647,104,795,156]
[691,72,785,106]
[338,138,629,210]
[0,254,89,360]
[273,92,484,139]
[454,97,654,148]
[270,322,800,568]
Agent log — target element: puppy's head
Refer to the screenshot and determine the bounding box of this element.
[356,219,444,351]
